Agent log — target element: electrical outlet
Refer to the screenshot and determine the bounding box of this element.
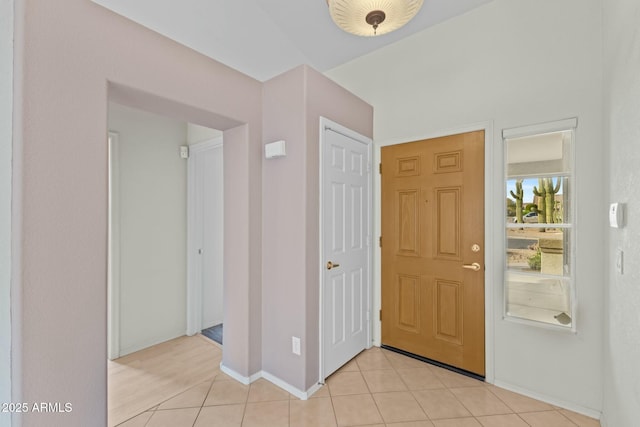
[292,336,301,356]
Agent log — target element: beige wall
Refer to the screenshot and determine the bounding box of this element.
[261,67,307,390]
[603,0,640,425]
[261,65,373,392]
[15,0,262,425]
[304,67,374,389]
[327,0,605,415]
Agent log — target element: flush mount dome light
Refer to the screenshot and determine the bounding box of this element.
[327,0,424,36]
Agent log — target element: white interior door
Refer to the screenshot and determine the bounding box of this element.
[321,119,372,379]
[200,144,224,329]
[187,138,224,334]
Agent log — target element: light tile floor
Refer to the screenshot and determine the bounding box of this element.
[116,346,601,427]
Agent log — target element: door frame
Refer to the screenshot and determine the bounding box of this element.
[318,117,373,382]
[186,136,223,336]
[375,122,496,383]
[108,131,121,360]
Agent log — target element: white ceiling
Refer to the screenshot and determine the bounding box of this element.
[93,0,492,82]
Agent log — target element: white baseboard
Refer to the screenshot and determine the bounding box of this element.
[219,364,323,400]
[219,363,261,385]
[493,380,602,420]
[261,371,324,400]
[119,330,184,357]
[303,382,323,399]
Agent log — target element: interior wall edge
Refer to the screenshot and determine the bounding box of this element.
[1,0,16,425]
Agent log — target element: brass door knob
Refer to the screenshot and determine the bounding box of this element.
[326,261,341,270]
[462,262,481,271]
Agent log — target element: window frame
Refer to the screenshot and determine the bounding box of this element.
[502,118,577,332]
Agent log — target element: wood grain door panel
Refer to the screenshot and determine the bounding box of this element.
[381,131,485,376]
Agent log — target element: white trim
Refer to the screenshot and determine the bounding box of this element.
[302,382,323,399]
[483,122,496,384]
[219,363,261,385]
[189,137,223,153]
[219,364,323,401]
[318,117,373,383]
[501,314,577,333]
[502,117,578,140]
[502,119,577,333]
[119,328,186,357]
[107,132,121,360]
[493,379,602,420]
[317,117,324,382]
[0,0,14,421]
[373,121,495,383]
[261,371,318,401]
[186,136,223,336]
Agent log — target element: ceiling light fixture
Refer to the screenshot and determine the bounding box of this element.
[326,0,424,37]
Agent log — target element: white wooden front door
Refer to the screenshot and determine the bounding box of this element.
[321,119,372,379]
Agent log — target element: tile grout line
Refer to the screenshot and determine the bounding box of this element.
[190,376,217,427]
[432,360,500,422]
[141,411,153,427]
[556,409,582,427]
[382,348,431,423]
[484,383,581,426]
[357,351,386,424]
[239,373,251,426]
[138,405,152,427]
[384,349,442,422]
[450,385,514,421]
[325,366,341,427]
[116,368,219,426]
[384,348,508,423]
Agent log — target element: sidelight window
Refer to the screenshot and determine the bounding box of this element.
[503,119,576,330]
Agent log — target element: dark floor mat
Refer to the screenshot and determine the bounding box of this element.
[202,323,223,345]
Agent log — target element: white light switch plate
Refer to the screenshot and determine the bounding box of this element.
[616,248,624,274]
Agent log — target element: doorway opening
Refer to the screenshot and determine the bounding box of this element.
[187,136,224,346]
[107,102,224,425]
[107,102,224,358]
